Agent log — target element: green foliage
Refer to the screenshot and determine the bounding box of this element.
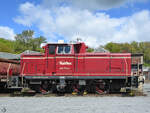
[87,47,94,52]
[104,41,150,66]
[14,30,46,53]
[0,38,15,53]
[0,30,46,54]
[144,63,150,67]
[105,42,121,53]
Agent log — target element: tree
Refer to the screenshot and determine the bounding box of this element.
[14,30,46,53]
[104,42,121,53]
[32,36,46,51]
[130,41,140,53]
[87,47,94,52]
[0,38,15,53]
[104,41,150,67]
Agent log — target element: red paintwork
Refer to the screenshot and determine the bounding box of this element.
[21,42,131,78]
[0,58,20,80]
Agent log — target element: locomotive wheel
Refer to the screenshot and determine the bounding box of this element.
[29,84,41,93]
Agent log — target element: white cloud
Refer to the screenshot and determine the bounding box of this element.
[42,0,147,11]
[14,2,56,41]
[42,0,127,10]
[113,10,150,43]
[14,2,150,47]
[0,26,15,40]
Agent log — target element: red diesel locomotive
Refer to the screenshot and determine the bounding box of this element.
[18,41,140,94]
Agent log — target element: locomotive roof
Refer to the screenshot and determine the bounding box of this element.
[0,50,42,60]
[46,42,83,45]
[79,52,131,56]
[21,50,41,54]
[0,52,20,60]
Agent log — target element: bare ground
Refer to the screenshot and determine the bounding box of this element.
[0,83,150,113]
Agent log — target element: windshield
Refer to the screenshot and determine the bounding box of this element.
[58,46,64,54]
[57,45,71,54]
[64,46,71,53]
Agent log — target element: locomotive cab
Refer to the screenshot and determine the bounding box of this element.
[43,42,87,75]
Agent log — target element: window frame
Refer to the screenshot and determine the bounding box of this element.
[56,45,72,54]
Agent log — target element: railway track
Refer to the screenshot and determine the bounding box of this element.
[0,90,146,97]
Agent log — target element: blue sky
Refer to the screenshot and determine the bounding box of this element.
[0,0,150,47]
[0,0,41,34]
[105,3,150,18]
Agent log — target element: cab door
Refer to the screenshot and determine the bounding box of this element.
[56,45,74,74]
[46,44,56,75]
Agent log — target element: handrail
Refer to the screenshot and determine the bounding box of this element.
[7,63,12,85]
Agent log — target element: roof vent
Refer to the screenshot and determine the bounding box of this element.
[58,40,64,43]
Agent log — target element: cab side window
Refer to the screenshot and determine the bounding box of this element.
[49,45,56,54]
[74,44,81,53]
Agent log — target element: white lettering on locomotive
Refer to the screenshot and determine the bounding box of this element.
[59,61,72,65]
[59,67,70,70]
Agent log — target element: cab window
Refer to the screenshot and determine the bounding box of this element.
[48,45,56,54]
[58,46,64,54]
[64,46,71,53]
[57,45,71,54]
